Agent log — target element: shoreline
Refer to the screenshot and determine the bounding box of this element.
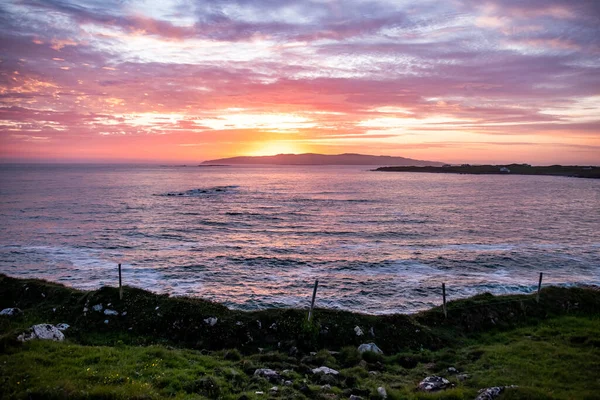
[374,164,600,179]
[2,274,599,399]
[1,273,599,353]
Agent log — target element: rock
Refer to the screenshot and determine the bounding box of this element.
[121,311,127,316]
[254,368,281,382]
[475,385,518,400]
[284,380,293,386]
[0,307,23,316]
[312,366,339,375]
[377,386,387,399]
[17,324,65,342]
[418,376,451,392]
[104,309,118,316]
[448,367,458,374]
[349,395,363,400]
[104,319,109,324]
[369,327,375,337]
[321,384,331,391]
[369,371,379,375]
[354,326,364,336]
[269,386,278,394]
[357,343,383,354]
[457,373,470,381]
[92,304,103,312]
[288,346,298,356]
[204,317,218,326]
[56,323,70,331]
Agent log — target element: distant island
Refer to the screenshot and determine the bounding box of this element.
[375,164,600,179]
[201,153,444,166]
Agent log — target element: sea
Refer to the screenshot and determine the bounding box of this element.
[0,164,598,314]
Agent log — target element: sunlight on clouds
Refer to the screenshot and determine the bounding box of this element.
[248,141,307,156]
[539,96,600,123]
[198,113,317,131]
[358,116,475,129]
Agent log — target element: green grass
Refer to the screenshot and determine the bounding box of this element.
[1,315,599,399]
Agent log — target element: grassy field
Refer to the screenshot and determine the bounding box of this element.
[1,275,599,399]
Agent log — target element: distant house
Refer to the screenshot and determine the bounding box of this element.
[499,167,511,173]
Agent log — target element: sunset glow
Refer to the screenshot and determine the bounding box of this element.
[1,0,599,164]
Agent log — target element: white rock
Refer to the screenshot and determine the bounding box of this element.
[369,327,375,336]
[269,386,278,393]
[83,307,88,313]
[92,304,103,312]
[284,380,293,386]
[121,311,127,316]
[104,319,109,324]
[236,321,243,326]
[312,366,339,375]
[17,324,65,342]
[321,384,331,391]
[354,326,364,336]
[418,376,451,392]
[0,308,22,316]
[56,323,70,331]
[358,343,383,354]
[254,368,280,382]
[377,386,388,399]
[255,391,264,395]
[204,317,218,326]
[475,385,518,400]
[104,309,118,316]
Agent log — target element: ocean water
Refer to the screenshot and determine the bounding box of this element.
[0,164,598,314]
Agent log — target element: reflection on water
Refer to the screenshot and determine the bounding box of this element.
[0,164,599,313]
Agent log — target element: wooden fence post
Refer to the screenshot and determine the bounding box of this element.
[536,272,543,303]
[308,279,319,322]
[442,283,447,319]
[118,263,123,300]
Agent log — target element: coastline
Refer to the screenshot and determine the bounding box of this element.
[374,164,600,179]
[1,274,599,399]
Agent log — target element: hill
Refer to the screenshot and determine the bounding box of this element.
[201,153,444,166]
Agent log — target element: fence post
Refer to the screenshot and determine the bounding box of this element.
[442,283,447,319]
[536,272,543,303]
[308,279,319,322]
[118,263,123,300]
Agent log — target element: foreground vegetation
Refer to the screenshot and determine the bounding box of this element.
[1,274,599,399]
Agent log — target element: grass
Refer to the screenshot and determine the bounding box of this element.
[1,275,599,399]
[1,315,599,399]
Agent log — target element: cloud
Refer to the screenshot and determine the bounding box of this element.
[0,0,598,163]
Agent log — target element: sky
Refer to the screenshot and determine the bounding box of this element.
[0,0,599,164]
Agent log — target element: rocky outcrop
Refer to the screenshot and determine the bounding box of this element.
[475,385,518,400]
[17,324,65,342]
[358,342,383,354]
[0,307,23,316]
[312,366,339,375]
[254,368,281,383]
[418,376,451,392]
